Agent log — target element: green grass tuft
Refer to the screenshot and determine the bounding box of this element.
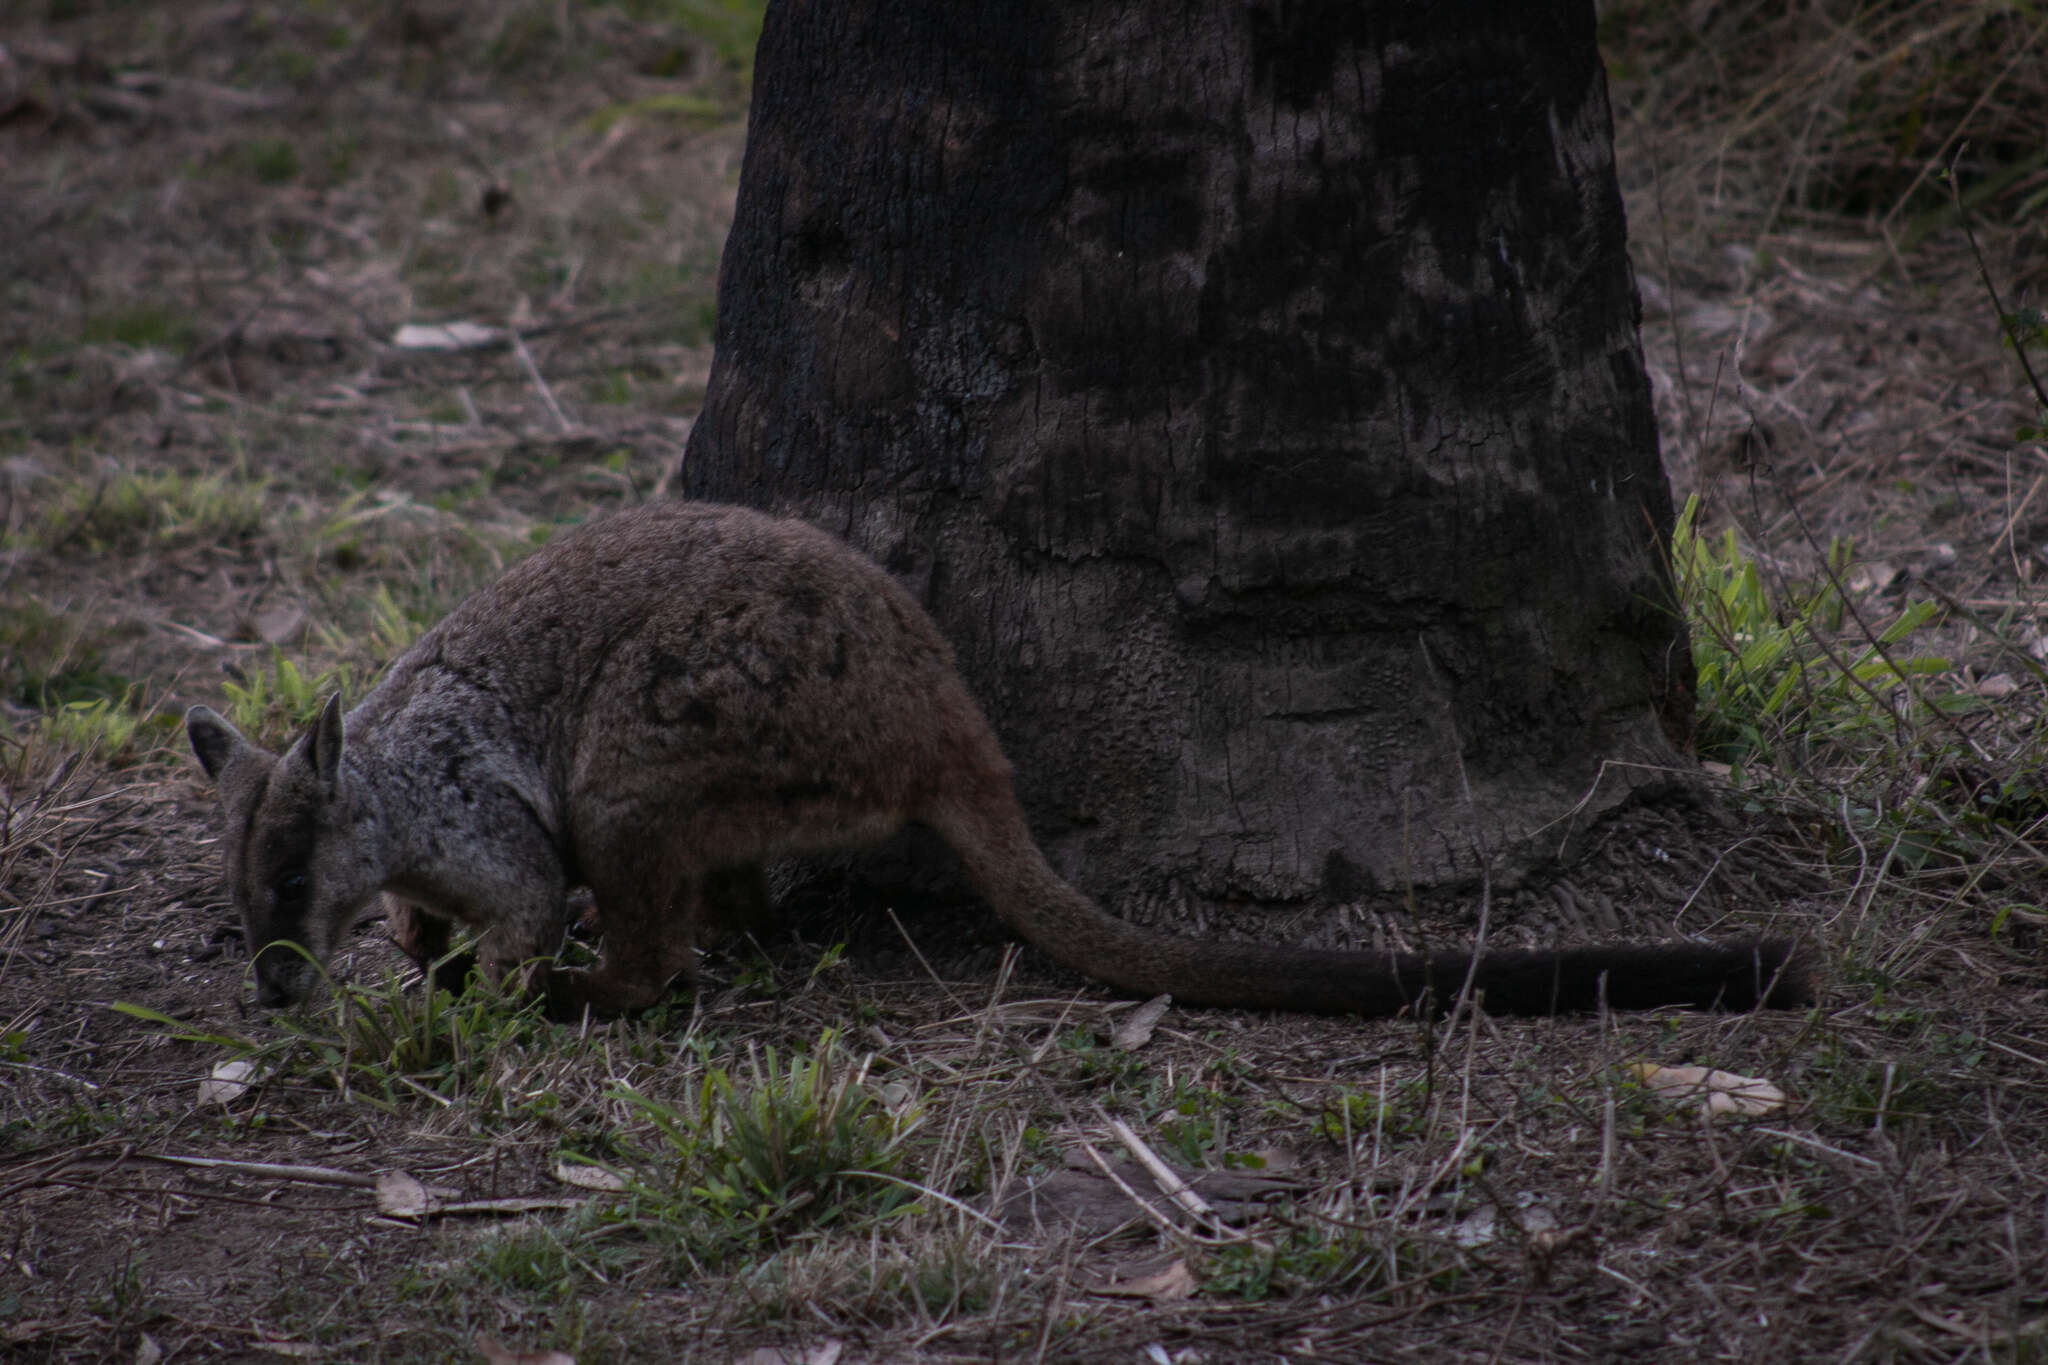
[604,1029,924,1269]
[34,692,177,768]
[78,304,200,353]
[36,469,266,554]
[221,651,358,746]
[291,969,560,1117]
[1672,494,1954,768]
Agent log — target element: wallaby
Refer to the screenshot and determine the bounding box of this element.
[186,502,1813,1019]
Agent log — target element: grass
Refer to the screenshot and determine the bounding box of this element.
[601,0,765,82]
[115,960,581,1121]
[2,0,2045,1359]
[1670,483,2048,900]
[1671,493,1957,769]
[465,1219,611,1304]
[32,693,177,769]
[292,971,560,1116]
[0,599,128,709]
[220,651,362,745]
[1602,0,2048,240]
[76,304,200,353]
[231,136,302,186]
[603,1029,925,1270]
[31,468,266,554]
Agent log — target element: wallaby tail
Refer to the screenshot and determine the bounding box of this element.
[925,792,1813,1017]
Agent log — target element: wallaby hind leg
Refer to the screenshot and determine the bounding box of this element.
[541,857,704,1020]
[471,888,576,1002]
[702,863,773,944]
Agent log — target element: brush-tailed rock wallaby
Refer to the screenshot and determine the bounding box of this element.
[186,502,1813,1019]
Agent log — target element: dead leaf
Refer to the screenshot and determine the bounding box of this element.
[252,602,307,646]
[1847,562,1898,596]
[474,1333,575,1365]
[375,1170,439,1218]
[733,1342,842,1365]
[197,1058,263,1106]
[1975,673,2020,699]
[252,1342,321,1359]
[1452,1205,1497,1246]
[1092,1258,1198,1301]
[135,1332,164,1365]
[1631,1062,1786,1118]
[1247,1145,1298,1173]
[393,321,502,352]
[1112,994,1171,1050]
[373,1171,563,1221]
[551,1161,626,1192]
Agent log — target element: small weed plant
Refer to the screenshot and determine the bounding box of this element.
[2007,305,2048,443]
[319,583,430,664]
[296,968,556,1115]
[1203,1221,1420,1301]
[37,469,266,553]
[1671,494,1953,768]
[31,692,176,768]
[118,963,560,1122]
[604,1029,924,1270]
[222,651,360,744]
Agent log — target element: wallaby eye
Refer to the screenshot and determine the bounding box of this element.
[274,872,308,907]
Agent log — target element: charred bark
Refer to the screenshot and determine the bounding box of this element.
[681,0,1694,928]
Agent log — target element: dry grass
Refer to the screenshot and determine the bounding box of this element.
[1604,0,2048,252]
[3,1,2047,1361]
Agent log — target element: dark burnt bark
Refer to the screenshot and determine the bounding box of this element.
[681,0,1694,929]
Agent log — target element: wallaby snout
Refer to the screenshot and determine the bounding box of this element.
[253,949,306,1007]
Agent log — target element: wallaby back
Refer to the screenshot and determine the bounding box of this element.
[190,501,1814,1018]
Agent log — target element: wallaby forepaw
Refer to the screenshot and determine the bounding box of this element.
[539,962,690,1022]
[537,966,623,1023]
[420,950,479,997]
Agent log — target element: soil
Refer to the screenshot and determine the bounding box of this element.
[4,4,2048,1363]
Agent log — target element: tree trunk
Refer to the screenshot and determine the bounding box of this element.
[680,0,1694,932]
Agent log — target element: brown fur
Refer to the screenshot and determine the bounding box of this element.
[186,502,1813,1018]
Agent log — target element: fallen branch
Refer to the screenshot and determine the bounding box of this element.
[142,1154,380,1188]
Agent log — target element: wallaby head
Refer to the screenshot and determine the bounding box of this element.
[186,694,389,1007]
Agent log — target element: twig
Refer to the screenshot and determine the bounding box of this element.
[140,1153,380,1187]
[1882,17,2048,240]
[1074,1138,1191,1241]
[382,1195,585,1220]
[510,325,575,434]
[1759,468,1990,769]
[1989,472,2047,563]
[885,907,973,1018]
[834,1169,1006,1232]
[1749,1127,1882,1169]
[0,1059,101,1090]
[1947,148,2048,412]
[1103,1114,1225,1230]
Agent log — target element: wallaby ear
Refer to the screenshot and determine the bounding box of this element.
[308,693,346,792]
[186,705,255,782]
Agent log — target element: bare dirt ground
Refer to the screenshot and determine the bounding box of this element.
[4,4,2047,1362]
